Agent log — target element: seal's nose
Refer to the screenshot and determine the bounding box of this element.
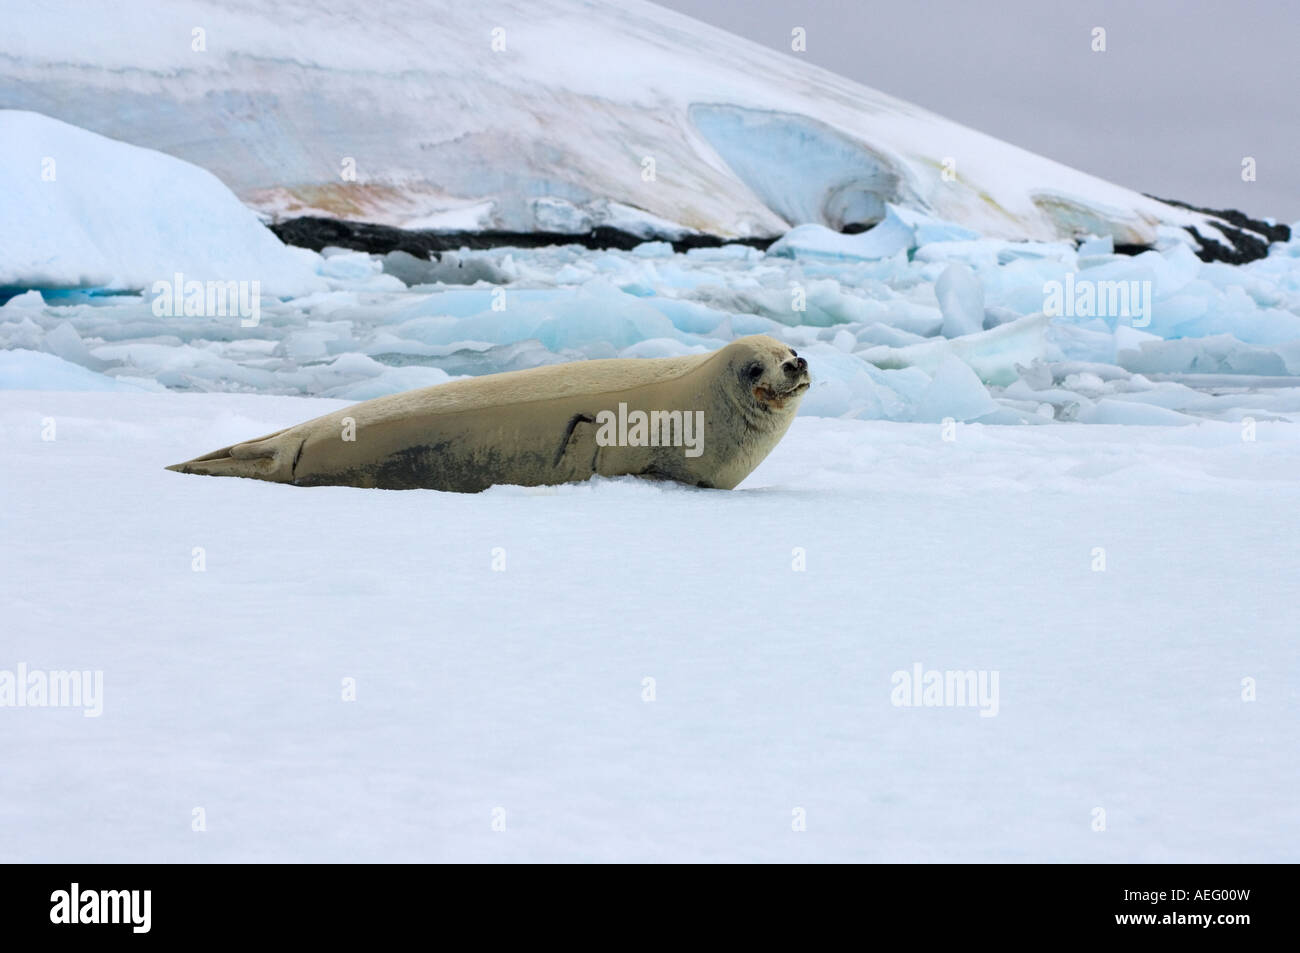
[784,357,808,375]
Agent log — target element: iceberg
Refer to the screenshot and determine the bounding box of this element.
[0,111,324,298]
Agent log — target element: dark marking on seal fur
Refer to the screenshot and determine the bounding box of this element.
[554,413,596,467]
[290,439,307,481]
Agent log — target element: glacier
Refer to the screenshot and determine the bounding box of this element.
[0,0,1282,256]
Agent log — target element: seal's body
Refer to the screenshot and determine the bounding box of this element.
[167,335,810,492]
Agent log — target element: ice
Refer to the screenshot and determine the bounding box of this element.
[934,263,985,337]
[855,323,927,348]
[0,110,324,298]
[893,206,982,245]
[0,348,156,391]
[914,240,1003,270]
[767,205,987,265]
[384,250,513,287]
[767,221,912,261]
[911,356,998,422]
[1077,234,1114,256]
[1119,335,1290,377]
[981,305,1021,330]
[689,103,906,229]
[317,251,383,282]
[323,365,456,400]
[685,244,762,263]
[631,241,674,259]
[1060,371,1109,396]
[37,322,100,371]
[1077,398,1197,426]
[1113,324,1162,352]
[531,197,593,233]
[861,314,1050,386]
[2,224,1299,424]
[1,290,45,310]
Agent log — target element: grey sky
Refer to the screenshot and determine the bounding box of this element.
[655,0,1298,223]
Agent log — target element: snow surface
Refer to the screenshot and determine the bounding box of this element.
[0,0,1239,245]
[2,390,1296,862]
[0,111,325,297]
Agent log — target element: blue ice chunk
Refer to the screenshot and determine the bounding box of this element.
[935,263,985,337]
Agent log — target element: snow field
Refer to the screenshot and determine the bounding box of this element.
[2,391,1296,861]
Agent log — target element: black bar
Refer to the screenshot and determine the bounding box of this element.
[5,864,1282,939]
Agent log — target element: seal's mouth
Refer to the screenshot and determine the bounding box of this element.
[753,379,811,409]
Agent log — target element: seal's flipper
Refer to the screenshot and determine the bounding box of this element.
[166,453,283,480]
[166,427,295,481]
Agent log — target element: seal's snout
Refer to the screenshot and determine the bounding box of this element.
[783,356,808,376]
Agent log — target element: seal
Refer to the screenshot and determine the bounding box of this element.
[166,334,810,492]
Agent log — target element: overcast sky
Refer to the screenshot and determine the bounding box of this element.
[655,0,1298,222]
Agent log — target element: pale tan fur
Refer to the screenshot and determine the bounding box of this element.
[168,334,810,492]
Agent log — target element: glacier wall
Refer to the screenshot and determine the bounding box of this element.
[0,0,1264,250]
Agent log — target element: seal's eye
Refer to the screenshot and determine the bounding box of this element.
[746,362,764,381]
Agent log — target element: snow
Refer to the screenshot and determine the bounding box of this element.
[401,201,496,232]
[0,0,1250,247]
[2,390,1296,862]
[0,111,325,298]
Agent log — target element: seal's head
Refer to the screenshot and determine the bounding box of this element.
[723,335,811,417]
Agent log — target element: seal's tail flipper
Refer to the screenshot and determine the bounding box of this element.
[166,428,294,481]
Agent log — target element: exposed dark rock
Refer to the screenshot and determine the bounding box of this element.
[1112,244,1153,257]
[1151,196,1291,244]
[270,201,1291,269]
[1183,225,1270,265]
[1145,195,1290,265]
[269,216,776,258]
